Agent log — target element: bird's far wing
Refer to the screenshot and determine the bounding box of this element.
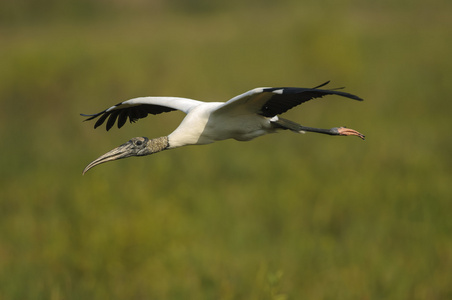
[81,97,203,131]
[210,87,273,116]
[213,81,363,118]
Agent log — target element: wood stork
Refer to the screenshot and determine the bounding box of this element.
[81,81,364,174]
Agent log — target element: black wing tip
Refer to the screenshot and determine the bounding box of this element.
[80,113,97,117]
[313,81,364,101]
[312,81,330,89]
[81,109,129,131]
[313,80,347,91]
[264,81,362,97]
[341,92,363,101]
[332,91,363,101]
[80,111,110,129]
[80,112,103,122]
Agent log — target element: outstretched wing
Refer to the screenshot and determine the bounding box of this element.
[213,81,363,117]
[81,97,202,131]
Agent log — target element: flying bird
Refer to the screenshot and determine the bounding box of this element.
[81,81,364,174]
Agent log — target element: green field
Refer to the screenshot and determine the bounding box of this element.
[1,0,451,299]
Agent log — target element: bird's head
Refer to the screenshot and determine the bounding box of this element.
[83,136,168,175]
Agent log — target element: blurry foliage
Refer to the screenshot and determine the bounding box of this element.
[1,0,280,24]
[1,0,452,299]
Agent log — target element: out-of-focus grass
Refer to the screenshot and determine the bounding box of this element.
[1,1,451,299]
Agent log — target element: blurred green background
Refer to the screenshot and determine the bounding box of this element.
[1,0,451,299]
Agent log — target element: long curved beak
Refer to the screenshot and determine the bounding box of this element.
[83,143,133,175]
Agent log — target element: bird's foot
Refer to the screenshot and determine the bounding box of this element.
[336,127,365,140]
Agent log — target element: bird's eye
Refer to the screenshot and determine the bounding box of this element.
[135,140,142,146]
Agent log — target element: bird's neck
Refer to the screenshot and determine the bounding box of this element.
[145,136,170,155]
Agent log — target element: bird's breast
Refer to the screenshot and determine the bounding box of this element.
[168,104,273,147]
[203,114,273,142]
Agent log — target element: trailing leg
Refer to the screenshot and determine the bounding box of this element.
[271,117,365,140]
